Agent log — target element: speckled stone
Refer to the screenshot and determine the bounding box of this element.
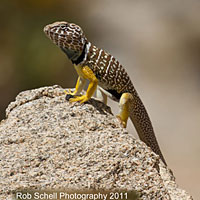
[0,85,193,200]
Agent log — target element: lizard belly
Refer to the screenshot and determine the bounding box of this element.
[98,82,122,102]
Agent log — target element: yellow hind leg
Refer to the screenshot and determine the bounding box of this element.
[116,93,133,128]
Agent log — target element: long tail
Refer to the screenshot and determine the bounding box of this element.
[129,90,167,165]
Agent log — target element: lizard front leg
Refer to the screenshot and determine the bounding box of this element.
[65,76,86,96]
[69,66,98,104]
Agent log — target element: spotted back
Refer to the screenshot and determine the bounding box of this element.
[82,44,135,98]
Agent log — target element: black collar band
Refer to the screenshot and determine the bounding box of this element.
[72,42,87,65]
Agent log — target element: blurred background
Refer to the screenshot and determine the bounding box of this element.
[0,0,199,198]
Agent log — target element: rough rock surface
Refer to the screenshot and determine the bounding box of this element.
[0,85,193,199]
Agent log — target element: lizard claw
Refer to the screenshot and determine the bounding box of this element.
[69,95,89,104]
[64,89,76,96]
[64,89,78,101]
[116,115,127,128]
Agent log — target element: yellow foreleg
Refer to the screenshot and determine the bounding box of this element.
[65,76,86,96]
[69,66,98,103]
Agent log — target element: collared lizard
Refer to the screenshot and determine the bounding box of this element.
[44,21,166,165]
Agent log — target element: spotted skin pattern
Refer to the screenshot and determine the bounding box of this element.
[44,21,166,165]
[44,22,87,61]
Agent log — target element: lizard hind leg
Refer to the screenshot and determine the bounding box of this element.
[116,93,134,128]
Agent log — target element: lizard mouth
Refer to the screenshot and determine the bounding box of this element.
[43,25,50,35]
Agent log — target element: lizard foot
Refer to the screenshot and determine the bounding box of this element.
[116,115,127,128]
[64,89,76,96]
[69,95,89,104]
[65,94,74,101]
[64,89,76,101]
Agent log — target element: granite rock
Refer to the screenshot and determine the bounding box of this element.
[0,85,193,199]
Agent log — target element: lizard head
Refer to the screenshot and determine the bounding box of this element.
[44,21,88,63]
